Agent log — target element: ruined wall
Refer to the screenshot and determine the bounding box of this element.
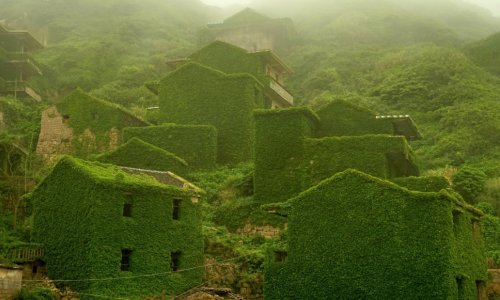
[36,106,74,160]
[0,265,23,300]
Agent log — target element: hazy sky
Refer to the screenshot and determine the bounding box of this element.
[201,0,500,16]
[201,0,251,7]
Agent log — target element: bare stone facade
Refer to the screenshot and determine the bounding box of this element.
[0,265,23,300]
[36,106,74,159]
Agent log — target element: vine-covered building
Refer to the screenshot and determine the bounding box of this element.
[158,62,263,165]
[167,40,294,108]
[31,156,204,298]
[0,24,44,102]
[263,170,488,299]
[253,101,421,204]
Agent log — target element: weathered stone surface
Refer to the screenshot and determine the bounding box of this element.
[488,269,500,299]
[36,106,74,159]
[0,265,23,300]
[236,224,282,239]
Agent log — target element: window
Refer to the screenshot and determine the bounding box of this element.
[456,277,465,300]
[123,203,132,217]
[452,210,462,229]
[171,251,181,272]
[173,198,181,220]
[121,249,132,271]
[274,251,288,262]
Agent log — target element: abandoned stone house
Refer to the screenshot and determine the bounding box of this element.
[0,23,44,102]
[36,89,148,160]
[263,169,488,299]
[30,156,204,298]
[253,100,422,204]
[200,8,295,54]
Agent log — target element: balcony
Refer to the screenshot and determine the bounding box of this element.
[4,80,42,102]
[4,243,44,263]
[6,52,42,76]
[268,78,293,107]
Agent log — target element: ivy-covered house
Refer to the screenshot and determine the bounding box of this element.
[200,8,295,54]
[263,169,488,300]
[167,40,294,108]
[0,24,45,102]
[253,104,420,203]
[36,89,148,160]
[31,156,204,298]
[157,62,263,165]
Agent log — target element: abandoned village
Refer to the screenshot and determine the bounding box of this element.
[0,7,499,300]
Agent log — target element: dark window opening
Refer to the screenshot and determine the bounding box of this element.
[32,265,38,274]
[274,251,288,262]
[123,203,132,217]
[171,251,181,272]
[121,249,132,271]
[457,277,465,300]
[173,198,181,220]
[62,115,70,124]
[452,210,461,227]
[476,280,486,300]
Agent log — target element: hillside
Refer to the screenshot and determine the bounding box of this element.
[0,0,499,298]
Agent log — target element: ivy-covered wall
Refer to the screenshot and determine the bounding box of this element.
[303,135,419,188]
[189,41,268,85]
[96,137,188,176]
[264,169,487,300]
[32,156,204,299]
[253,107,319,203]
[123,124,217,170]
[158,62,263,165]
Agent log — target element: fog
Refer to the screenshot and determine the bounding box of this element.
[201,0,500,17]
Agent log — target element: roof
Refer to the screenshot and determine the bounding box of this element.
[375,115,422,140]
[263,169,482,217]
[46,156,170,189]
[223,8,272,25]
[161,61,262,87]
[0,24,44,51]
[250,49,293,74]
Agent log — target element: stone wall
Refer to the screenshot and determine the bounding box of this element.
[36,106,74,159]
[0,265,23,300]
[488,258,500,299]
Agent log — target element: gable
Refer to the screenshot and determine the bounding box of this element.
[223,8,272,25]
[96,138,188,175]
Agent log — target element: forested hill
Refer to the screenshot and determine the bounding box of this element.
[0,0,499,175]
